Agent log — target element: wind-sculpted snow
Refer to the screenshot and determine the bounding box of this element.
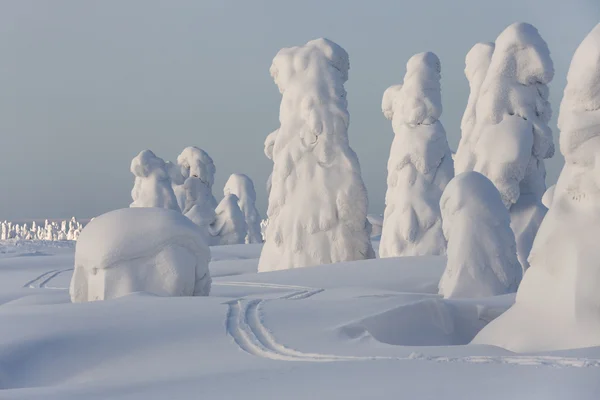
[224,174,263,244]
[439,172,521,299]
[379,52,454,258]
[259,38,373,272]
[177,146,218,209]
[474,23,600,352]
[70,207,211,302]
[130,150,180,211]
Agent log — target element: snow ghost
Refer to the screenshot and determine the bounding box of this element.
[130,150,180,212]
[264,129,278,198]
[473,23,600,352]
[166,160,187,212]
[458,23,555,271]
[177,146,217,209]
[258,38,374,272]
[224,173,263,243]
[454,42,495,174]
[379,52,454,258]
[183,177,217,244]
[438,172,522,299]
[70,208,211,303]
[212,194,247,245]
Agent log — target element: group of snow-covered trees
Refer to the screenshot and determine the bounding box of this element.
[129,147,262,246]
[0,218,84,241]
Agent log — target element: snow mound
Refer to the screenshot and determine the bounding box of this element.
[70,208,211,302]
[130,150,180,211]
[439,172,521,298]
[224,174,263,244]
[473,23,600,352]
[259,38,373,271]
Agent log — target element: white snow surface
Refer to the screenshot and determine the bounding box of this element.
[439,172,522,299]
[379,52,454,258]
[474,23,600,353]
[130,150,181,211]
[211,194,247,246]
[69,208,211,302]
[224,174,263,244]
[259,38,374,272]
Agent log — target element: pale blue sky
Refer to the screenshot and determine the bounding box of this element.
[0,0,598,219]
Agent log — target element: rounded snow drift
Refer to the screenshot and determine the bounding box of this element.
[70,208,211,303]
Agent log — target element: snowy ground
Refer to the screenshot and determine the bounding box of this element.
[0,241,599,399]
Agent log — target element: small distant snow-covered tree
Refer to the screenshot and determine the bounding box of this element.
[183,177,217,244]
[439,172,522,298]
[224,173,263,244]
[130,150,180,212]
[258,38,374,271]
[212,194,247,245]
[379,52,454,258]
[454,42,495,174]
[177,147,217,209]
[465,23,555,271]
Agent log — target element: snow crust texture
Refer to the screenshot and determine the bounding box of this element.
[439,172,521,299]
[70,207,211,302]
[379,52,454,258]
[259,38,373,272]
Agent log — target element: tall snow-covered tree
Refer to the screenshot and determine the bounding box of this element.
[258,38,374,272]
[473,24,600,351]
[379,52,454,258]
[224,173,263,244]
[177,147,217,209]
[464,23,555,271]
[439,172,522,299]
[454,42,495,174]
[264,129,278,198]
[130,150,180,212]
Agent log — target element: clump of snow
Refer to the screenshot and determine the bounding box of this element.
[379,52,454,258]
[182,177,217,244]
[473,24,600,352]
[211,194,247,246]
[439,172,521,299]
[541,184,555,208]
[224,174,263,244]
[177,146,217,209]
[70,208,211,302]
[454,42,495,174]
[130,150,180,212]
[259,38,374,271]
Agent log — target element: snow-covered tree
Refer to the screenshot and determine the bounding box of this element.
[462,23,555,271]
[258,38,374,272]
[177,147,217,209]
[454,42,495,174]
[379,52,454,258]
[473,24,600,351]
[264,129,278,198]
[130,150,181,212]
[166,161,187,212]
[182,177,216,244]
[224,173,262,244]
[439,172,522,299]
[212,194,247,245]
[541,184,555,209]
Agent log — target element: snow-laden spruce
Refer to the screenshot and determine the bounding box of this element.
[264,129,278,198]
[258,38,374,272]
[212,194,247,245]
[460,23,555,271]
[182,177,217,244]
[474,24,600,351]
[439,172,521,298]
[454,42,495,174]
[70,208,211,302]
[379,52,454,258]
[224,174,262,244]
[166,161,187,212]
[177,146,217,209]
[541,184,555,209]
[130,150,181,212]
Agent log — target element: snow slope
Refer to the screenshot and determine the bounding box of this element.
[0,241,598,399]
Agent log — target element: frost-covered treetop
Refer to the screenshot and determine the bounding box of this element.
[130,150,168,179]
[394,52,442,126]
[224,173,257,203]
[177,146,216,187]
[477,22,554,160]
[381,84,403,121]
[558,23,600,166]
[269,38,350,94]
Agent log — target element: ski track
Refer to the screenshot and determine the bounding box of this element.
[225,288,600,369]
[23,268,73,289]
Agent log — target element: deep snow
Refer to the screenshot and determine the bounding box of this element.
[0,240,599,399]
